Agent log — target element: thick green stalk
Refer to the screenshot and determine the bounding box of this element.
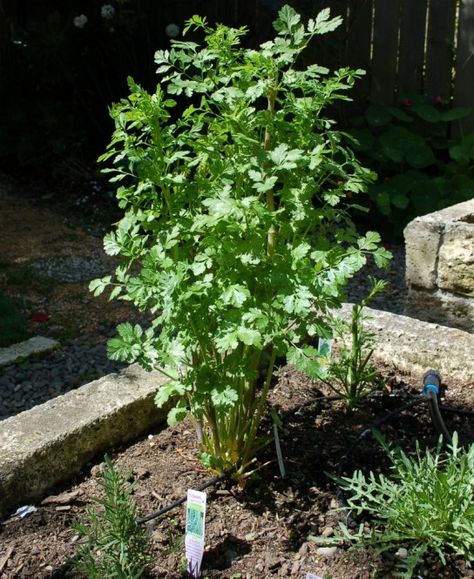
[265,87,277,258]
[240,347,277,471]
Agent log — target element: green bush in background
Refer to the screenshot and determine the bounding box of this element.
[0,290,29,347]
[350,96,474,238]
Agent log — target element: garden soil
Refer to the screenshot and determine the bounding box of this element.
[1,364,474,579]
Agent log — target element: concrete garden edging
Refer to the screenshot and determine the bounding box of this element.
[404,198,474,333]
[1,308,473,518]
[0,336,59,368]
[340,304,474,385]
[0,364,168,519]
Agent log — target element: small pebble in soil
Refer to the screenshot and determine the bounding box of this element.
[316,546,338,557]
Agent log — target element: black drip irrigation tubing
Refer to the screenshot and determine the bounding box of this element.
[135,471,231,526]
[333,369,474,528]
[439,404,474,417]
[336,395,427,485]
[133,391,425,527]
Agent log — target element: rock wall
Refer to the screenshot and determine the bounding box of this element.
[404,200,474,333]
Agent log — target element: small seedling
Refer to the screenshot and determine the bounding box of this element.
[288,277,387,407]
[72,455,151,578]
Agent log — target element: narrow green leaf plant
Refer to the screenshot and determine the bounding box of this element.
[312,432,474,578]
[288,276,387,407]
[73,455,151,579]
[91,5,390,476]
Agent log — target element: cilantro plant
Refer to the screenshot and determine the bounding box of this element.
[91,5,389,476]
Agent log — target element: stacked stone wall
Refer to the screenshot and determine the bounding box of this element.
[404,199,474,333]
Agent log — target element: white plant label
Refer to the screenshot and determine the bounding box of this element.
[306,573,323,579]
[185,489,207,578]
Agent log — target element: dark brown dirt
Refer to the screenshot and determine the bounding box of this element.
[1,363,474,579]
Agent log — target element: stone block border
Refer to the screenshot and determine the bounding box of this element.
[0,336,59,368]
[0,364,168,518]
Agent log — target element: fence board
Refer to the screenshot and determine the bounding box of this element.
[425,0,457,102]
[397,0,427,98]
[454,0,474,133]
[346,0,372,111]
[371,0,401,103]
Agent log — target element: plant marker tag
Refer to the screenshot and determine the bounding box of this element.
[305,574,323,579]
[317,337,332,358]
[185,489,207,578]
[273,422,286,479]
[317,337,332,375]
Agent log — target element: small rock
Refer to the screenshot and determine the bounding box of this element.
[90,463,104,477]
[329,498,339,509]
[321,526,334,538]
[316,546,338,557]
[255,562,264,573]
[133,467,150,480]
[298,542,309,555]
[265,552,281,570]
[290,560,301,575]
[395,547,408,559]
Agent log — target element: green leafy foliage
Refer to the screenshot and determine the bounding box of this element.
[313,432,474,578]
[0,290,29,347]
[72,455,151,578]
[350,96,474,237]
[288,276,387,407]
[92,5,388,475]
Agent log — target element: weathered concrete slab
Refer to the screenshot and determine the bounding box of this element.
[405,288,474,331]
[0,364,169,518]
[0,336,59,368]
[341,304,474,385]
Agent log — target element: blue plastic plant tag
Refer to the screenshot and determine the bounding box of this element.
[306,573,323,579]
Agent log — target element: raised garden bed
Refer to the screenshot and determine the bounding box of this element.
[1,357,474,579]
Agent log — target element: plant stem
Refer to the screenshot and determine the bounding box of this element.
[265,87,277,258]
[240,347,276,470]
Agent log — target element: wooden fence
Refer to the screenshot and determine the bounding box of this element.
[2,0,474,124]
[332,0,474,123]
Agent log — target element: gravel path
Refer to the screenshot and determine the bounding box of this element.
[0,244,406,421]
